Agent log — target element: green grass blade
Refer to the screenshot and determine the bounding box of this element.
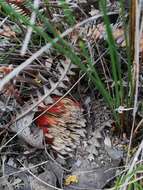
[100,0,124,108]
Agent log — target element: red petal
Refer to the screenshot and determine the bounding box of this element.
[35,114,58,127]
[35,115,51,127]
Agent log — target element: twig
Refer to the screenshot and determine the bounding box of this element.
[0,16,9,27]
[20,0,40,55]
[126,0,141,165]
[133,117,143,134]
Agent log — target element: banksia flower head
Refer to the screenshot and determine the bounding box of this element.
[35,97,86,156]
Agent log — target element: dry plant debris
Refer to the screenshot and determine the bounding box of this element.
[1,0,143,190]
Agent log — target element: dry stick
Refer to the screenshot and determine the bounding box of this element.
[21,0,40,55]
[134,117,143,134]
[123,3,142,190]
[0,16,9,27]
[96,44,110,92]
[126,1,141,165]
[0,11,118,91]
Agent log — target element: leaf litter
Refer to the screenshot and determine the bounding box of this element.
[0,0,135,189]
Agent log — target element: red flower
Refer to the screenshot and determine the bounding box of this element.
[35,97,84,147]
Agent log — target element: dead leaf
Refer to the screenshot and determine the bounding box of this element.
[86,128,103,160]
[105,146,123,160]
[10,111,44,148]
[31,170,57,190]
[3,164,31,190]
